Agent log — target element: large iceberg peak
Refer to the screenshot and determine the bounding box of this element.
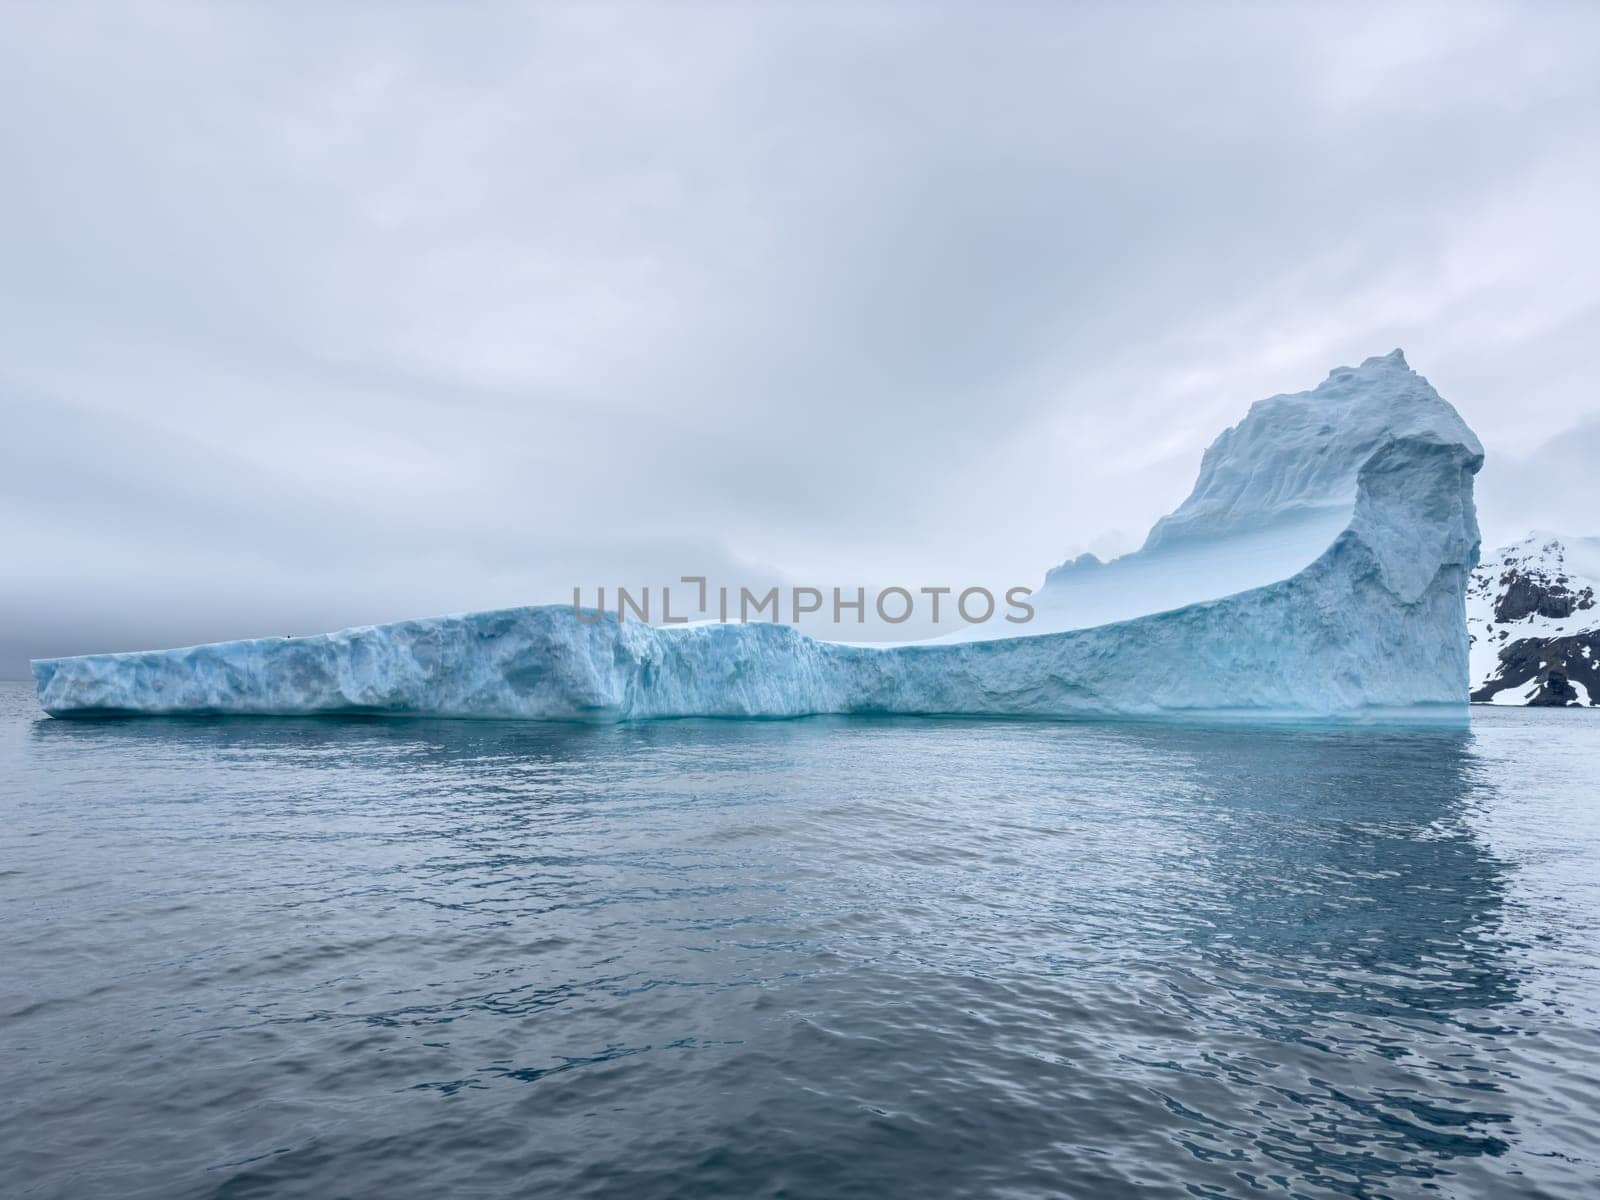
[1142,348,1481,553]
[1019,349,1482,642]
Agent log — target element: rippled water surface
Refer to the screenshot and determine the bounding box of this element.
[3,681,1598,1198]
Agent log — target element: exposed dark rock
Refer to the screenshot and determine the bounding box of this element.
[1471,632,1600,706]
[1492,568,1594,623]
[1527,669,1581,707]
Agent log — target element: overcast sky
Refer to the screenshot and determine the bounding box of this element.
[3,3,1598,674]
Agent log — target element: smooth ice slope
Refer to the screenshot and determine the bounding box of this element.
[34,351,1484,724]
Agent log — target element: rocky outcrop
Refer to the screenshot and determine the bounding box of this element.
[1469,534,1600,706]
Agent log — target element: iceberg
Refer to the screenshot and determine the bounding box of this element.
[33,350,1484,724]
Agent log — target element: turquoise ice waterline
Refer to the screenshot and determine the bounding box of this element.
[3,683,1597,1198]
[31,352,1485,725]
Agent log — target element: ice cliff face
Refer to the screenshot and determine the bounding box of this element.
[33,351,1485,724]
[1468,533,1600,706]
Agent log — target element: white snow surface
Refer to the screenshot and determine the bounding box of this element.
[34,350,1485,724]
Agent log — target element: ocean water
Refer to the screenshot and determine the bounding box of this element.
[2,680,1597,1200]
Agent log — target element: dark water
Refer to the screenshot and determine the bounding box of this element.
[3,681,1598,1199]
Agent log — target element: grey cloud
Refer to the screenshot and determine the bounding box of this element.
[3,2,1598,676]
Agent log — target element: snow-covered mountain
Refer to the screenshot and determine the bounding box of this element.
[1469,533,1600,706]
